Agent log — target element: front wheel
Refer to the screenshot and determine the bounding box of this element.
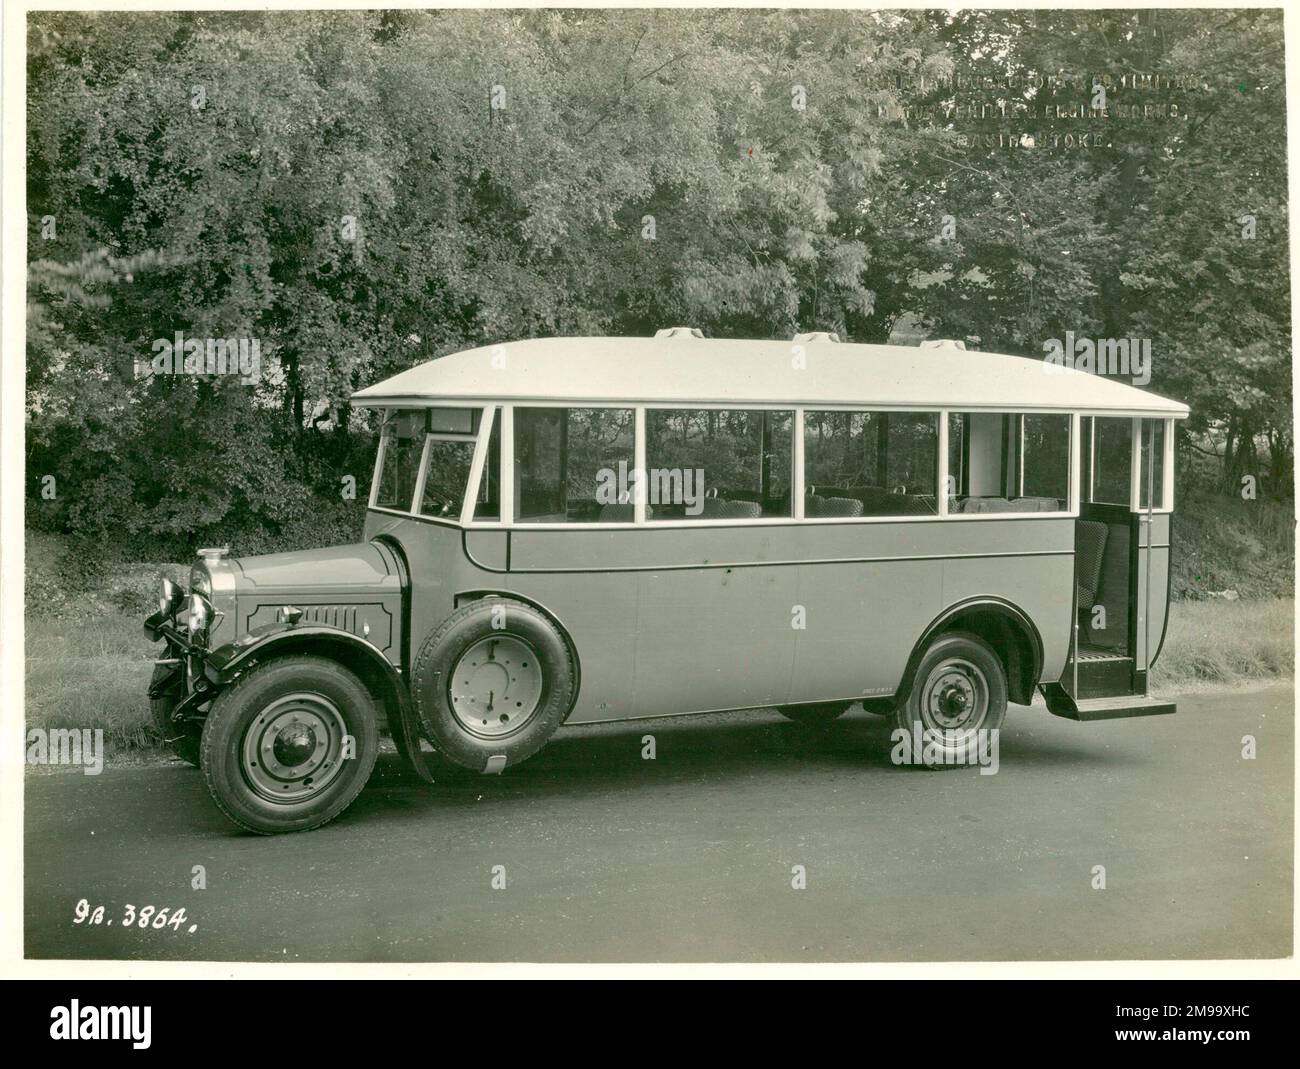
[893,632,1007,769]
[200,655,378,834]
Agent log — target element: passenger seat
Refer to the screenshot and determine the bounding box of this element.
[599,503,654,521]
[1075,519,1109,640]
[806,496,864,517]
[700,498,762,519]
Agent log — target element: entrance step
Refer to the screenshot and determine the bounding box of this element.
[1074,654,1136,698]
[1041,684,1176,721]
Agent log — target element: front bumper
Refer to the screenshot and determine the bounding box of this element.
[144,608,225,729]
[144,608,216,668]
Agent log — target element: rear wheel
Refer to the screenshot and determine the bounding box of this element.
[200,655,378,834]
[149,662,202,767]
[411,598,577,773]
[778,701,852,725]
[893,632,1007,769]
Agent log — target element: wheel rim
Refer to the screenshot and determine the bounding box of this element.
[241,692,349,803]
[920,657,989,734]
[448,635,544,739]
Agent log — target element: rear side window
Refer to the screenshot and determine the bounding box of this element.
[946,412,1069,514]
[1091,417,1133,505]
[948,412,1009,513]
[1021,415,1071,505]
[1138,418,1165,509]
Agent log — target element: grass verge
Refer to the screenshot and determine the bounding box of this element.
[25,613,162,753]
[1150,597,1293,691]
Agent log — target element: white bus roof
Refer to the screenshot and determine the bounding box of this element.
[350,335,1190,417]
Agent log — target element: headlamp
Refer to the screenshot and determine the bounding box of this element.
[189,564,212,599]
[187,592,213,639]
[159,577,185,618]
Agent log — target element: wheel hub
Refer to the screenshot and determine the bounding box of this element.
[924,661,988,731]
[448,635,544,739]
[937,683,969,717]
[241,693,347,803]
[272,722,318,767]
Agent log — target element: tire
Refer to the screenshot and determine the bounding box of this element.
[893,631,1007,769]
[778,701,852,725]
[411,598,576,773]
[149,662,202,767]
[200,655,379,834]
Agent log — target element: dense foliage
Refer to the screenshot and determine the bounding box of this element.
[26,8,1291,568]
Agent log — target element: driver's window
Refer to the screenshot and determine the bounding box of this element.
[419,439,476,519]
[375,410,426,510]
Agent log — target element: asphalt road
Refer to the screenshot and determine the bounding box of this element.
[25,685,1293,962]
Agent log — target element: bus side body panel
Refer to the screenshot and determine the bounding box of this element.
[366,512,1074,726]
[786,517,1072,702]
[503,525,799,720]
[506,518,1071,723]
[366,514,646,724]
[628,565,799,716]
[788,559,941,704]
[364,513,463,669]
[941,553,1073,681]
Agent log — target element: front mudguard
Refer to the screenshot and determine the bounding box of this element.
[204,623,439,784]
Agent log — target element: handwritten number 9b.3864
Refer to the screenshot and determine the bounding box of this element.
[72,898,191,932]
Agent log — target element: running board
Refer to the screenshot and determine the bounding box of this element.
[1041,684,1176,721]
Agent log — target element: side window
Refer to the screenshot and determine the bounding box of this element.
[947,412,1067,514]
[514,407,635,522]
[1091,417,1133,505]
[805,410,937,517]
[515,408,565,521]
[1021,415,1070,506]
[880,413,938,505]
[419,439,476,519]
[947,412,1011,512]
[374,410,426,511]
[646,409,792,520]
